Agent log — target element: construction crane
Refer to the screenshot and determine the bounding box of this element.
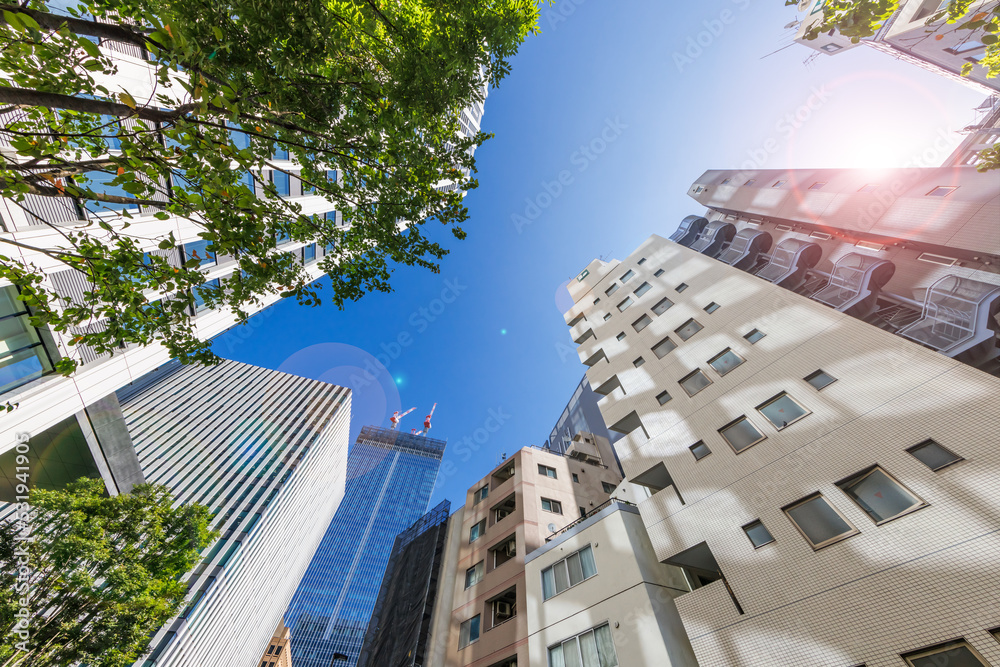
[414,403,437,436]
[389,407,416,430]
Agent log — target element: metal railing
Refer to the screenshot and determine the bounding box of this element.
[545,498,636,542]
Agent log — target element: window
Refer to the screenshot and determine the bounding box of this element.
[858,183,877,193]
[674,318,703,341]
[271,169,290,196]
[651,297,674,315]
[652,337,677,359]
[268,645,275,655]
[547,624,617,667]
[634,282,651,297]
[473,485,489,504]
[637,258,647,265]
[719,416,766,453]
[183,239,216,267]
[771,180,786,188]
[808,181,826,190]
[944,40,986,54]
[605,284,619,296]
[302,243,316,263]
[541,498,563,514]
[703,301,720,313]
[0,287,55,395]
[654,269,664,277]
[906,439,963,471]
[804,369,836,390]
[744,179,756,186]
[616,297,633,312]
[821,43,842,52]
[616,332,626,341]
[783,493,858,549]
[470,519,486,543]
[656,390,672,405]
[925,186,957,197]
[492,494,516,524]
[756,392,810,429]
[541,545,598,600]
[620,269,635,284]
[572,473,579,483]
[489,587,517,627]
[603,313,612,321]
[579,506,587,518]
[593,298,600,305]
[193,279,221,313]
[633,357,645,368]
[708,348,744,375]
[689,441,711,461]
[721,177,732,185]
[465,561,484,589]
[274,646,282,657]
[679,369,712,396]
[742,520,775,548]
[675,283,688,293]
[902,640,989,667]
[538,464,557,479]
[632,314,652,332]
[459,615,481,649]
[837,466,925,523]
[744,329,765,344]
[602,481,616,493]
[490,535,517,568]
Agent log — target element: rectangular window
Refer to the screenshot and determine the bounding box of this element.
[620,269,635,283]
[490,535,517,568]
[547,623,617,666]
[708,348,744,375]
[652,337,677,359]
[572,473,579,483]
[651,297,674,315]
[902,640,989,667]
[656,390,672,405]
[689,441,711,460]
[605,284,619,296]
[268,645,275,655]
[633,357,645,368]
[675,283,689,293]
[743,328,765,344]
[541,498,563,514]
[632,314,652,332]
[183,239,216,267]
[654,269,664,277]
[473,485,489,504]
[808,182,826,190]
[742,520,775,548]
[744,179,755,186]
[538,464,557,479]
[541,545,598,600]
[603,313,612,321]
[783,493,858,549]
[271,169,290,196]
[593,298,600,305]
[719,416,766,452]
[465,561,484,589]
[616,332,626,341]
[925,186,957,197]
[470,519,486,543]
[302,243,316,263]
[756,392,810,429]
[704,301,720,313]
[579,506,587,518]
[274,647,282,656]
[0,287,55,395]
[906,439,963,471]
[837,466,925,523]
[721,177,732,185]
[602,481,615,493]
[772,180,786,188]
[804,370,836,390]
[459,615,481,649]
[616,297,633,312]
[637,258,647,265]
[634,282,651,297]
[858,183,877,193]
[674,318,703,341]
[679,369,712,396]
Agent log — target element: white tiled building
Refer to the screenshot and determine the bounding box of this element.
[563,165,1000,666]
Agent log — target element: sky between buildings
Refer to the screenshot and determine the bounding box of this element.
[214,0,986,509]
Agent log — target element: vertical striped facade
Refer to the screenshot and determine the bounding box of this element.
[116,359,351,667]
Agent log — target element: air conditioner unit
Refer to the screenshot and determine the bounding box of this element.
[505,466,514,477]
[495,601,515,620]
[496,508,511,521]
[504,541,517,557]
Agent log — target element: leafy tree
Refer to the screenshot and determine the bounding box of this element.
[0,0,542,374]
[790,0,1000,170]
[0,478,216,667]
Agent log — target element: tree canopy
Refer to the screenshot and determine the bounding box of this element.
[0,478,215,667]
[0,0,541,374]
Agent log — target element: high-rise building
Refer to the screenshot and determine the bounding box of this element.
[357,500,453,667]
[256,619,294,667]
[430,434,623,667]
[562,164,1000,666]
[283,425,446,667]
[114,358,351,667]
[789,0,999,95]
[543,375,623,461]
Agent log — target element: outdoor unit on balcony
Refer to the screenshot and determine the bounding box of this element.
[495,600,515,621]
[504,541,517,557]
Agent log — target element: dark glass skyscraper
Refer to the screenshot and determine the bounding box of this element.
[284,425,446,667]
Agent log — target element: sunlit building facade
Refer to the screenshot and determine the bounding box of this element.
[283,426,446,667]
[563,164,1000,666]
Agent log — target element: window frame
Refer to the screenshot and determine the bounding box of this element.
[808,181,826,190]
[718,416,767,453]
[925,185,958,197]
[803,369,837,390]
[602,481,616,494]
[616,331,626,341]
[616,297,633,312]
[756,392,811,430]
[782,492,859,550]
[547,622,618,667]
[633,281,652,297]
[836,465,927,525]
[906,439,964,471]
[675,282,689,292]
[703,301,721,313]
[771,180,786,188]
[708,348,745,376]
[541,497,563,514]
[540,544,598,601]
[654,268,665,277]
[605,283,620,297]
[678,368,712,397]
[473,485,489,505]
[656,390,672,406]
[742,519,776,548]
[469,519,486,544]
[674,318,703,341]
[651,297,674,315]
[458,614,481,649]
[652,336,677,359]
[632,313,652,332]
[538,464,557,479]
[620,269,635,284]
[689,441,711,461]
[464,560,484,589]
[901,639,989,667]
[633,357,645,368]
[743,328,765,344]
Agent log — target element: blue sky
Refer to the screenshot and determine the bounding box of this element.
[215,0,986,509]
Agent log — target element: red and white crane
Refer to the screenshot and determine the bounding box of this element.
[389,407,416,430]
[414,403,437,436]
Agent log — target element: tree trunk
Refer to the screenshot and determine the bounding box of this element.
[0,87,188,123]
[0,4,152,50]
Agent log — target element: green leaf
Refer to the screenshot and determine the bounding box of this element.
[981,33,998,44]
[158,239,174,249]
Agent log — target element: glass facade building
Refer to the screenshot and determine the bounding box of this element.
[544,375,623,460]
[285,425,446,667]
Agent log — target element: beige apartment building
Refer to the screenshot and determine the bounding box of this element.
[256,620,294,667]
[563,165,1000,666]
[431,435,623,667]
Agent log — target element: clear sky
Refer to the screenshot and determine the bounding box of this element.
[214,0,986,509]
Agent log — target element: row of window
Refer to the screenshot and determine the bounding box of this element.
[740,440,963,551]
[720,176,958,197]
[894,633,1000,667]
